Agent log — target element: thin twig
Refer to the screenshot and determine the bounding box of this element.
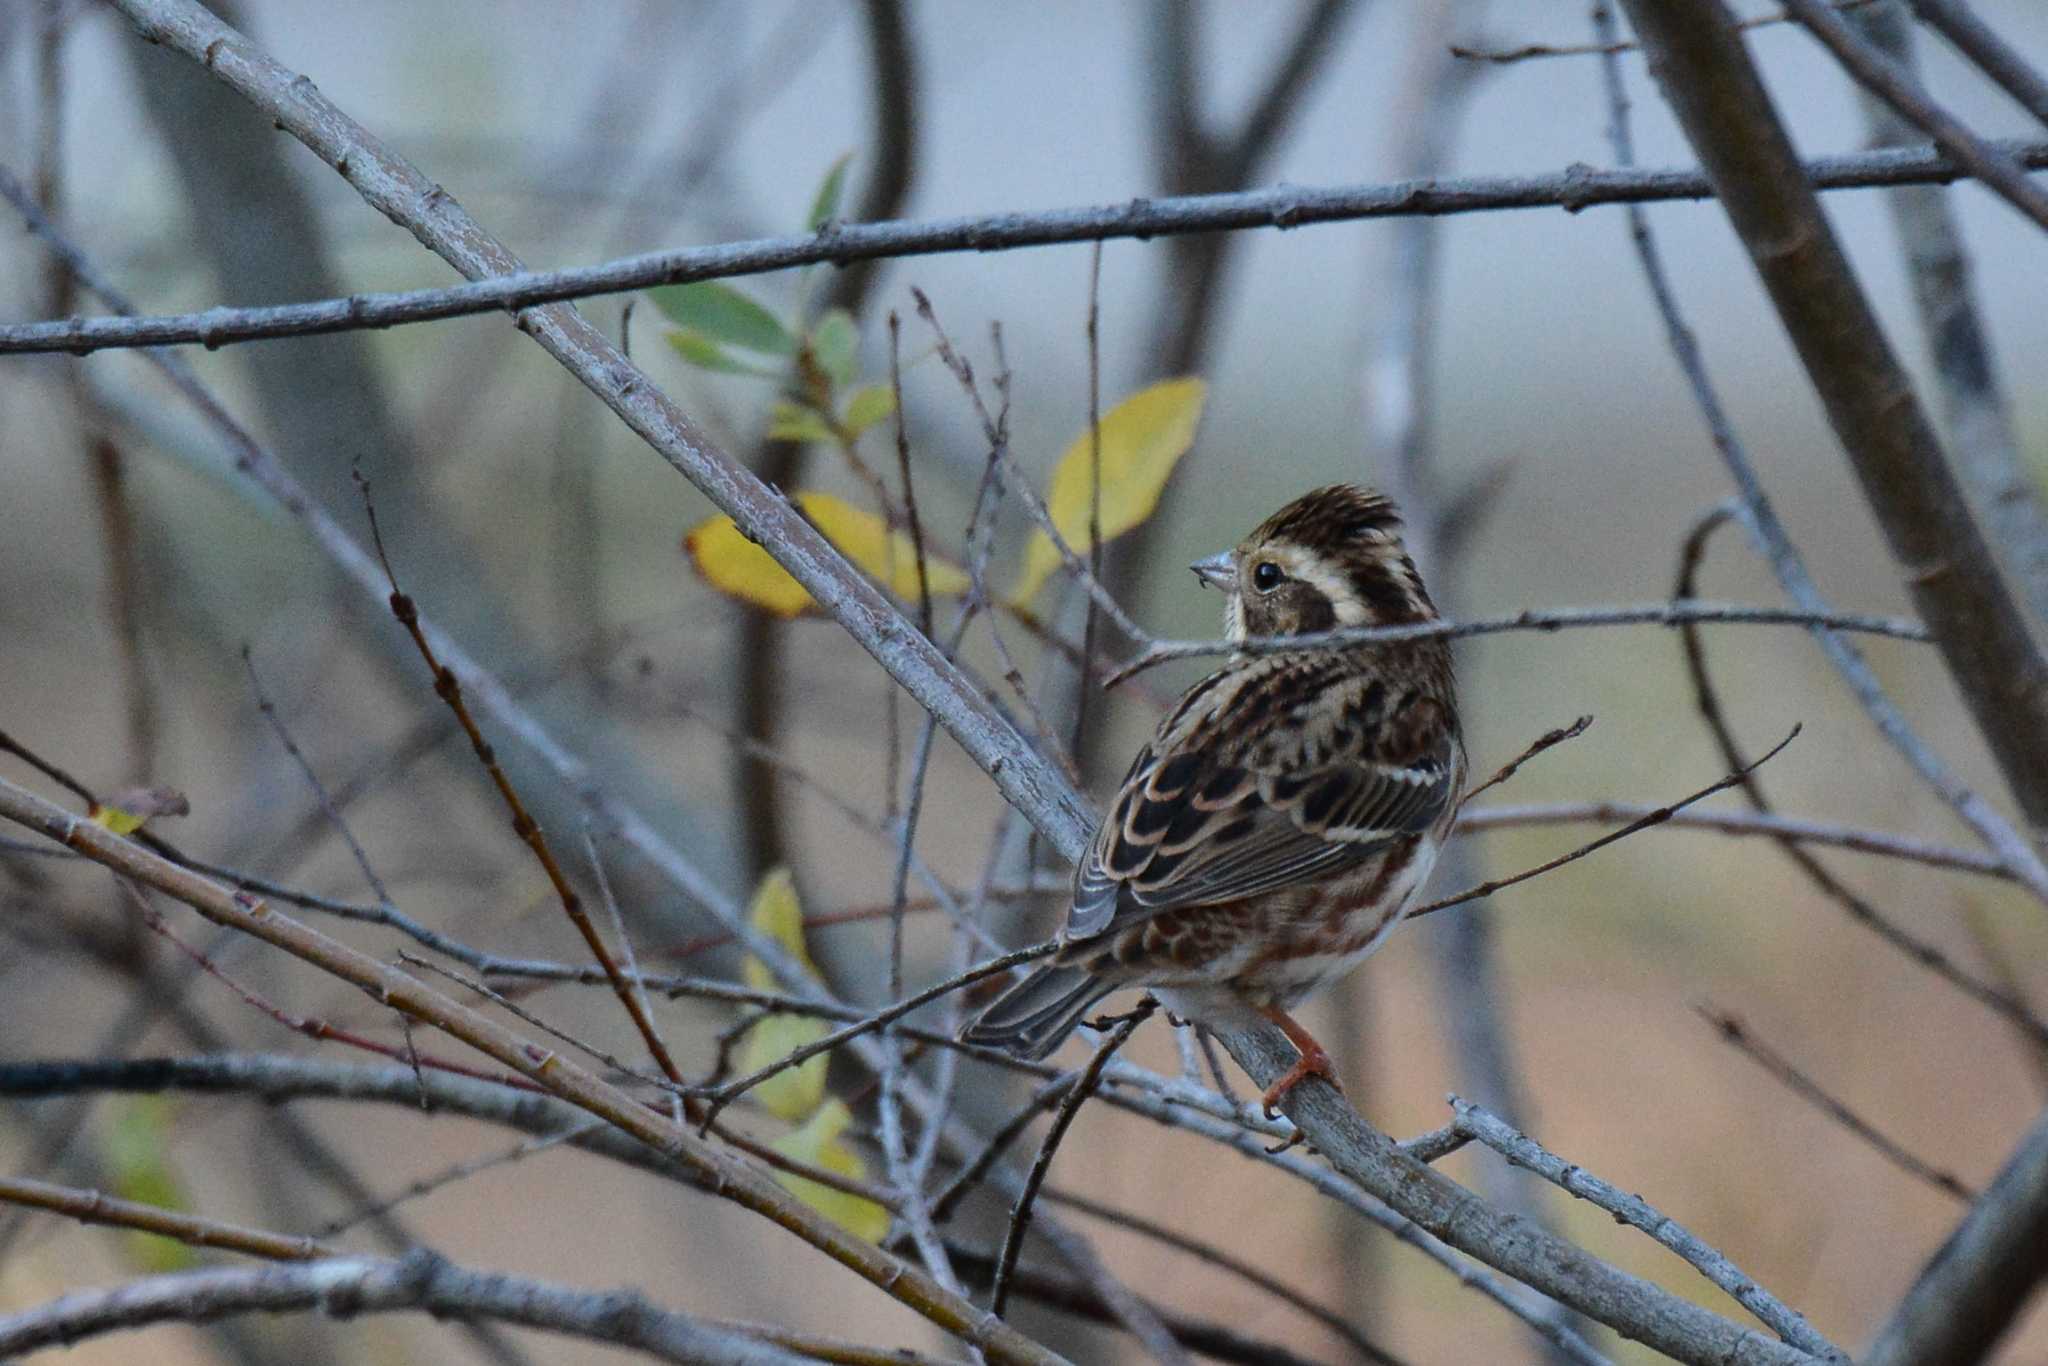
[1413,726,1801,919]
[1457,715,1593,808]
[1107,598,1931,685]
[356,476,691,1101]
[313,1121,603,1238]
[698,942,1058,1128]
[1698,1005,1975,1201]
[1457,802,2010,881]
[1451,0,1878,64]
[1669,501,2048,1047]
[991,1000,1157,1324]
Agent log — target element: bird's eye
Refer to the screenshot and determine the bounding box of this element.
[1252,561,1284,593]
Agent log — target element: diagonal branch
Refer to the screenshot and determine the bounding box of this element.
[1860,1101,2048,1366]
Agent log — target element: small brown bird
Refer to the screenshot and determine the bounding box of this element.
[965,484,1464,1115]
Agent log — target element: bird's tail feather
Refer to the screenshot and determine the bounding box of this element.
[962,965,1118,1060]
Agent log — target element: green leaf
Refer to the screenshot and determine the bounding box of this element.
[841,384,896,439]
[808,309,859,389]
[646,282,794,355]
[666,329,781,377]
[768,400,838,446]
[806,151,856,231]
[102,1098,197,1273]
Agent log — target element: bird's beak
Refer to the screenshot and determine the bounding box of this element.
[1189,551,1234,590]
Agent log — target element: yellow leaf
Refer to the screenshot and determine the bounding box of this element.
[1011,377,1208,604]
[90,786,190,837]
[739,868,827,1121]
[798,493,971,603]
[739,1011,830,1121]
[684,516,814,618]
[683,493,970,617]
[743,867,816,992]
[770,1100,890,1242]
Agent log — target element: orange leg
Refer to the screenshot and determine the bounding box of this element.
[1257,1005,1344,1118]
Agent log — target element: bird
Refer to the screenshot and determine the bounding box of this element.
[964,483,1464,1117]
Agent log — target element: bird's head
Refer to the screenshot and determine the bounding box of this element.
[1190,484,1438,644]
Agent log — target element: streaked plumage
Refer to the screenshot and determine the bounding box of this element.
[965,484,1464,1114]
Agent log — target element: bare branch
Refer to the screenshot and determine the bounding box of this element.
[1450,1097,1846,1361]
[1782,0,2048,231]
[0,775,1063,1365]
[4,141,2048,355]
[1851,3,2048,626]
[1906,0,2048,126]
[1457,803,2007,880]
[1205,1024,1813,1365]
[0,1251,813,1365]
[0,1173,338,1263]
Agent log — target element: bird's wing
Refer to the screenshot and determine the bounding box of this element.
[1064,658,1458,942]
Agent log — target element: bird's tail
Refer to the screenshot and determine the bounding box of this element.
[961,965,1118,1060]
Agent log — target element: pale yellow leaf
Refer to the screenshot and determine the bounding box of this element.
[683,516,814,618]
[739,1011,829,1121]
[769,1100,890,1242]
[797,492,971,604]
[742,867,816,992]
[1011,377,1208,604]
[737,868,828,1120]
[683,494,970,616]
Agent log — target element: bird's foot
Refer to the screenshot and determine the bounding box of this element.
[1257,1006,1343,1119]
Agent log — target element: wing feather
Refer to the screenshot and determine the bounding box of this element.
[1062,654,1459,943]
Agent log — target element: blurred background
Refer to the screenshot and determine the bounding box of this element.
[4,1,2048,1361]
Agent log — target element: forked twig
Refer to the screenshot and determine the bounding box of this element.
[356,476,690,1104]
[1414,725,1800,919]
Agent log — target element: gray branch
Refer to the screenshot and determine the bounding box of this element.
[72,4,1905,1359]
[1861,1103,2048,1366]
[0,1249,808,1365]
[1,140,2043,355]
[1851,2,2048,627]
[1449,1097,1846,1362]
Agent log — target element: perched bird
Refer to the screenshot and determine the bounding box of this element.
[964,484,1464,1115]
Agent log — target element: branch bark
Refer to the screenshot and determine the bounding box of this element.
[8,140,2048,356]
[0,1250,811,1365]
